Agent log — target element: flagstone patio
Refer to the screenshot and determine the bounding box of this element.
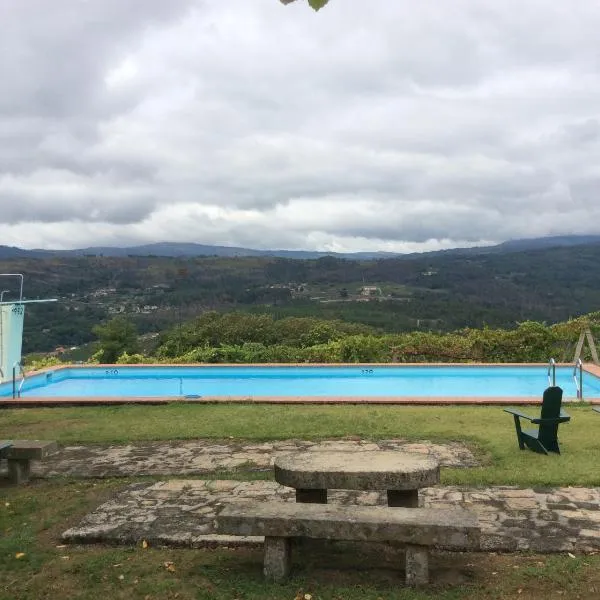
[62,479,600,553]
[3,437,597,555]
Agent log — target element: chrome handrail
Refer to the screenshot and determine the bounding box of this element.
[547,358,556,387]
[12,361,26,399]
[573,358,583,400]
[0,273,24,302]
[18,370,26,398]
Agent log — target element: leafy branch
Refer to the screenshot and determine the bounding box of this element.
[280,0,331,11]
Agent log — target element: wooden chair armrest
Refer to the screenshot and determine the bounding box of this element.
[0,441,14,456]
[531,416,570,425]
[503,408,533,421]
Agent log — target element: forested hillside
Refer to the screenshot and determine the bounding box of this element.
[2,242,600,353]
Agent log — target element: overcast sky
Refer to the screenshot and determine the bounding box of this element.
[2,0,600,253]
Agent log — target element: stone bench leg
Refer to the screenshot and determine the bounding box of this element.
[263,537,291,582]
[8,459,31,485]
[387,489,418,508]
[296,488,327,504]
[405,544,429,586]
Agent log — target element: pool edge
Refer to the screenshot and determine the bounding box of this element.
[3,362,599,407]
[1,394,599,408]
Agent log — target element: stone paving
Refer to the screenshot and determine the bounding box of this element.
[62,479,600,553]
[31,438,478,478]
[9,437,598,555]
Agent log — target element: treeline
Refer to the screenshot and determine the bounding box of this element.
[7,241,600,353]
[100,311,600,365]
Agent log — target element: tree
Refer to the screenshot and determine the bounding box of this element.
[92,317,139,363]
[280,0,330,11]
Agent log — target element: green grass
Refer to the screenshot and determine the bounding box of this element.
[3,405,600,598]
[2,404,600,487]
[2,480,600,600]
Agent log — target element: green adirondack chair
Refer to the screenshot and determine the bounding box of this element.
[504,386,570,455]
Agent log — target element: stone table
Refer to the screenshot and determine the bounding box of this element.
[274,450,440,507]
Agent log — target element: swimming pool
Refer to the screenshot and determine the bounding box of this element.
[2,364,600,402]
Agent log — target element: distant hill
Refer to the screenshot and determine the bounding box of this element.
[0,242,398,260]
[4,234,600,354]
[0,245,49,259]
[1,234,600,261]
[494,235,600,252]
[405,235,600,260]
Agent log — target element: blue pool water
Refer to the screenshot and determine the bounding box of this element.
[2,365,600,398]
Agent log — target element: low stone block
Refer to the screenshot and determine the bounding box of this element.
[387,489,419,508]
[8,460,31,485]
[264,537,291,581]
[217,502,480,549]
[296,488,327,504]
[405,544,429,586]
[0,440,58,460]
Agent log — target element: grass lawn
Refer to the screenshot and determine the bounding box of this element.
[2,479,600,600]
[1,403,600,487]
[2,403,600,598]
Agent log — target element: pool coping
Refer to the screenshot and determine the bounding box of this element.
[1,362,599,407]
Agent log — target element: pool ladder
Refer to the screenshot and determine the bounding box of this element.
[548,357,585,400]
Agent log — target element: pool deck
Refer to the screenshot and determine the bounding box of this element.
[1,362,599,407]
[2,395,594,407]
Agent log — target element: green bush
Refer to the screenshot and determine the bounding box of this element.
[22,355,63,371]
[116,352,148,364]
[92,317,139,363]
[119,311,600,365]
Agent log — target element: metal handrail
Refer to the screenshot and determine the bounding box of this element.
[18,370,26,398]
[12,361,25,399]
[547,358,556,387]
[0,273,24,302]
[573,358,583,400]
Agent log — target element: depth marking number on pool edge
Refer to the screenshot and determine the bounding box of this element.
[361,369,374,375]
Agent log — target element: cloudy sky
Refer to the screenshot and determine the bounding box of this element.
[2,0,600,253]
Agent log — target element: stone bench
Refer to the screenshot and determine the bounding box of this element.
[216,501,480,585]
[0,440,58,484]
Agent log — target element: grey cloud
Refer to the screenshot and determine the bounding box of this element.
[0,170,158,224]
[3,0,600,250]
[560,120,600,145]
[2,195,158,225]
[0,0,192,185]
[0,0,192,118]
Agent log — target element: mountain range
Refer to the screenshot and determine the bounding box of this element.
[2,234,600,261]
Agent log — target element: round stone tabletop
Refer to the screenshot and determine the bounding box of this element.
[274,450,440,491]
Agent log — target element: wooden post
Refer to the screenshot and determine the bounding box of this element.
[585,329,599,364]
[573,328,599,365]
